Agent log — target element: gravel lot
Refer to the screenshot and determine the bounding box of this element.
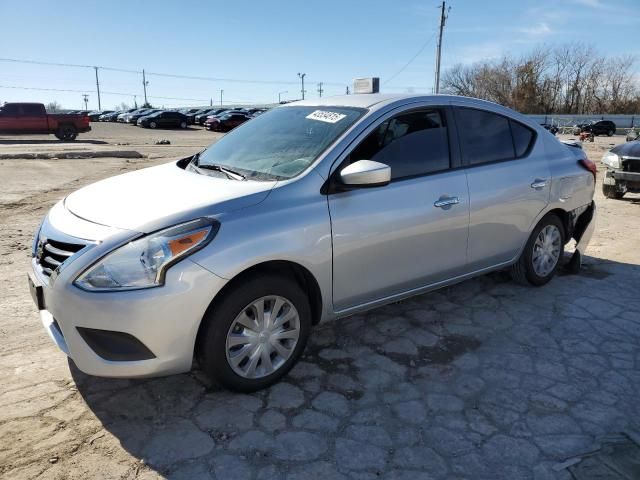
[0,124,639,479]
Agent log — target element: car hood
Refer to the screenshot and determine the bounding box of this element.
[612,140,640,158]
[64,161,276,233]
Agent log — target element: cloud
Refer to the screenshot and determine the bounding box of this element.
[571,0,605,7]
[518,22,554,36]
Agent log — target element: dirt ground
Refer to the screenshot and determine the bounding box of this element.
[0,124,639,479]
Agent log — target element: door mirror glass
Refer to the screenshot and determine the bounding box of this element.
[340,160,390,187]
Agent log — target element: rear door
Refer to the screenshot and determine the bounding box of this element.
[328,106,470,311]
[21,104,48,133]
[452,105,549,271]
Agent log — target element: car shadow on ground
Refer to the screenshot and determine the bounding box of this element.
[0,139,109,145]
[69,256,640,479]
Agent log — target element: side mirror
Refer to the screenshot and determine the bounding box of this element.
[339,160,391,188]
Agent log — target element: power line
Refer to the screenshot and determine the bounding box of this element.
[0,57,346,87]
[383,30,439,86]
[0,84,208,102]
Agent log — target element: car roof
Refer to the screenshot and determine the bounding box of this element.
[291,93,503,111]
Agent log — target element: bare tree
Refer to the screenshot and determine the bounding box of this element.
[45,101,62,112]
[442,43,640,114]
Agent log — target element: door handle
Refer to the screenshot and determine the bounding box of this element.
[434,196,459,208]
[531,179,547,189]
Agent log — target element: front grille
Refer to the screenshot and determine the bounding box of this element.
[623,159,640,173]
[36,238,85,277]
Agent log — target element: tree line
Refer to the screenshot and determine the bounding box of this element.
[442,44,639,114]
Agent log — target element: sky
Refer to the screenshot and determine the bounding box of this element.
[0,0,638,110]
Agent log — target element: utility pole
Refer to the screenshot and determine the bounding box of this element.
[297,73,306,100]
[134,95,138,108]
[434,1,450,94]
[220,89,223,106]
[278,90,288,103]
[94,66,101,110]
[317,82,324,98]
[210,98,213,106]
[142,69,149,105]
[82,94,89,111]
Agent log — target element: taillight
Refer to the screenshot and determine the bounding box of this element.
[579,159,597,179]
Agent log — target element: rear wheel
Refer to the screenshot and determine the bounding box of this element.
[603,183,624,199]
[197,273,311,392]
[511,214,564,286]
[180,121,187,129]
[55,125,77,141]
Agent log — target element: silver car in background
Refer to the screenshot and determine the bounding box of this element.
[28,94,596,391]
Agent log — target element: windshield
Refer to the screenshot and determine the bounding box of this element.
[197,106,364,180]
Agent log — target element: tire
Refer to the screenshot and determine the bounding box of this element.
[603,183,624,199]
[56,125,77,141]
[607,130,614,137]
[180,121,187,129]
[197,273,311,392]
[511,214,565,287]
[149,121,157,129]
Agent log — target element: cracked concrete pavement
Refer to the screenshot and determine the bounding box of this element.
[0,125,639,479]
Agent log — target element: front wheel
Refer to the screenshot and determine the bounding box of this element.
[603,183,624,199]
[149,121,157,129]
[180,121,187,129]
[511,214,565,286]
[197,273,311,392]
[607,129,614,137]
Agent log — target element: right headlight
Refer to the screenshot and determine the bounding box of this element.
[74,218,219,291]
[601,152,621,169]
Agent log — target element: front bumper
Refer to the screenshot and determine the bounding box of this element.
[31,207,227,378]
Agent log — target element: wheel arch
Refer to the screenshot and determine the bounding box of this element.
[194,260,323,359]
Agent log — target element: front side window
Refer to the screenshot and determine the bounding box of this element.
[349,109,450,179]
[197,106,364,180]
[23,104,42,116]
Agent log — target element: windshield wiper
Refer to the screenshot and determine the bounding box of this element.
[190,152,245,180]
[197,163,246,181]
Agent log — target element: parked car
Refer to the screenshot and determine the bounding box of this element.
[28,94,596,391]
[128,109,161,124]
[120,108,154,123]
[138,110,188,129]
[180,108,201,116]
[186,109,210,124]
[0,102,91,140]
[541,123,558,135]
[574,120,616,136]
[205,112,251,131]
[195,108,227,126]
[601,140,640,199]
[626,127,639,142]
[100,110,127,122]
[88,110,113,121]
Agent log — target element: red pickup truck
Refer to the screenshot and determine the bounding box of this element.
[0,102,91,141]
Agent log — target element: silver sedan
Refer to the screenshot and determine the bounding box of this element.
[28,94,596,391]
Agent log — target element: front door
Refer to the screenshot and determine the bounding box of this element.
[328,107,470,311]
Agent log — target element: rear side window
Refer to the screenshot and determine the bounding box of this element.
[510,120,534,157]
[349,109,450,180]
[455,108,514,165]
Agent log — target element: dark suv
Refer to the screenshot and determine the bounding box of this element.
[576,120,616,137]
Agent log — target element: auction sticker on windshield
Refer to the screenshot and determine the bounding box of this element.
[306,110,347,123]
